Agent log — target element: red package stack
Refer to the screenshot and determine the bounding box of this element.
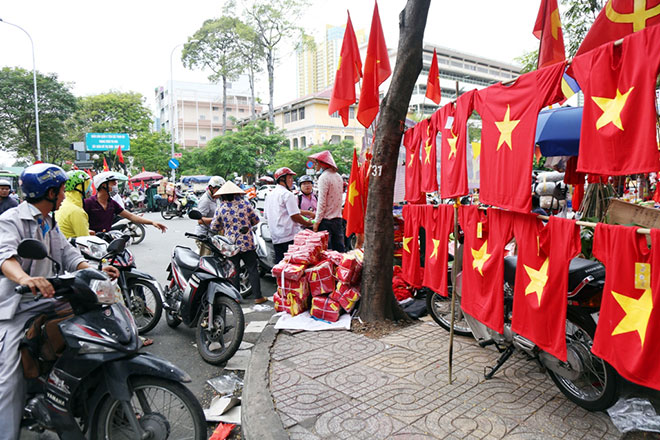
[335,252,357,284]
[305,261,335,296]
[310,296,341,322]
[321,250,344,266]
[273,291,308,316]
[293,230,329,250]
[331,282,361,313]
[271,261,306,281]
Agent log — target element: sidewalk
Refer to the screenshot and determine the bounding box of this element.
[262,319,624,440]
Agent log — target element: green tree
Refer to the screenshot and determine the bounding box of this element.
[205,120,287,177]
[0,67,77,163]
[179,147,209,176]
[270,140,356,176]
[72,91,152,137]
[128,131,173,175]
[182,16,244,134]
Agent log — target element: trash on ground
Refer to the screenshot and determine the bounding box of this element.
[207,372,243,396]
[205,405,241,424]
[607,397,660,433]
[274,310,351,331]
[204,395,241,422]
[209,422,236,440]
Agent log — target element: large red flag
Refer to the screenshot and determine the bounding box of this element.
[533,0,566,68]
[343,149,365,236]
[102,157,109,171]
[576,0,660,56]
[328,12,363,127]
[356,1,392,128]
[425,49,442,104]
[116,145,125,164]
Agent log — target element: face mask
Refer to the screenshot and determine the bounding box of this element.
[109,185,118,196]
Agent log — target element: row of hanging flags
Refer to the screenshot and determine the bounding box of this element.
[398,0,660,391]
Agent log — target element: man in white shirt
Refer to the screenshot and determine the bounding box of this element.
[264,167,313,263]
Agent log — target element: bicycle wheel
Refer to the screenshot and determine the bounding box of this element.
[126,280,163,334]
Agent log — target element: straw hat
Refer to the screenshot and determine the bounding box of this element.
[214,181,245,196]
[308,150,337,170]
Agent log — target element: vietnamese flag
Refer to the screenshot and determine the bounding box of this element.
[141,166,146,173]
[328,12,362,127]
[533,0,566,68]
[425,49,441,104]
[343,149,364,236]
[356,1,391,128]
[102,157,109,171]
[117,145,125,164]
[576,0,660,56]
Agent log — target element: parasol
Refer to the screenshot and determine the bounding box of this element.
[129,171,164,182]
[535,106,582,157]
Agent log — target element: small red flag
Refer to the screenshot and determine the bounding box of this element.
[343,149,365,236]
[328,12,363,127]
[141,166,146,173]
[533,0,566,68]
[576,0,660,56]
[425,49,441,104]
[117,145,125,164]
[103,157,109,171]
[356,1,392,128]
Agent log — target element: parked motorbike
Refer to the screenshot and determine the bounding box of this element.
[111,216,146,245]
[15,238,207,439]
[72,232,163,334]
[163,210,245,365]
[253,220,276,277]
[449,244,618,411]
[161,192,198,220]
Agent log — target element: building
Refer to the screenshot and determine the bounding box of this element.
[154,77,262,148]
[296,24,366,98]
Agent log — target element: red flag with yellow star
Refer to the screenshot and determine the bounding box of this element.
[102,157,109,171]
[328,12,363,126]
[418,119,438,193]
[425,49,442,104]
[511,215,581,361]
[343,149,364,236]
[357,1,392,128]
[568,24,660,175]
[592,225,660,390]
[403,125,425,204]
[401,204,424,288]
[422,205,454,296]
[576,0,660,56]
[533,0,566,68]
[459,206,514,333]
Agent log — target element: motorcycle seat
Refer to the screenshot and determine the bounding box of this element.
[173,246,200,272]
[503,255,605,290]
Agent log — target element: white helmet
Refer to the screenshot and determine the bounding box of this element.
[208,176,225,188]
[93,171,120,189]
[0,178,11,188]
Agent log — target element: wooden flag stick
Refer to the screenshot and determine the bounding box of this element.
[448,80,461,385]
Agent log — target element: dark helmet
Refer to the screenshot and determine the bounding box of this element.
[299,175,314,184]
[20,163,67,200]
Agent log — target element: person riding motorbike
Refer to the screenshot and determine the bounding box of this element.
[0,164,119,440]
[55,170,95,239]
[84,172,168,234]
[263,167,313,264]
[297,175,317,218]
[0,179,18,216]
[195,176,225,256]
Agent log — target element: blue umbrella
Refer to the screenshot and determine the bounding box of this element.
[535,106,582,157]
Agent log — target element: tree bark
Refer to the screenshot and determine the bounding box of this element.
[222,74,228,135]
[267,48,275,123]
[359,0,431,322]
[249,65,256,120]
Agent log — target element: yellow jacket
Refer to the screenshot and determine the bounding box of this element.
[56,191,90,238]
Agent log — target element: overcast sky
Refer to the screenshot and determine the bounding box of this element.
[0,0,540,111]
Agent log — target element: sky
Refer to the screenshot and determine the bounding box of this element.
[0,0,541,112]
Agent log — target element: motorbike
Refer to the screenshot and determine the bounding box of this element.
[161,192,198,220]
[163,210,245,365]
[253,220,277,277]
[447,243,619,411]
[110,216,146,245]
[15,237,207,439]
[72,232,163,335]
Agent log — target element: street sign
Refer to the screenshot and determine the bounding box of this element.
[173,152,183,158]
[306,169,315,175]
[85,133,131,151]
[74,161,95,169]
[168,158,180,169]
[306,160,314,169]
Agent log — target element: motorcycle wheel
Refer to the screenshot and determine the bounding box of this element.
[94,375,207,440]
[196,296,244,365]
[160,204,176,220]
[238,263,252,299]
[129,222,146,245]
[546,311,618,411]
[425,289,473,337]
[126,280,163,335]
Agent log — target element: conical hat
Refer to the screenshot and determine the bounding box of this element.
[214,181,245,196]
[308,150,337,170]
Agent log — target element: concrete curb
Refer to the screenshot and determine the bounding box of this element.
[242,320,289,440]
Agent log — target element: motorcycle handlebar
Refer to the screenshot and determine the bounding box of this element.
[185,232,204,240]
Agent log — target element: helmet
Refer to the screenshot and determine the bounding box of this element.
[0,178,11,188]
[208,176,225,188]
[299,175,314,184]
[93,171,119,190]
[274,167,296,182]
[65,170,91,193]
[20,163,68,200]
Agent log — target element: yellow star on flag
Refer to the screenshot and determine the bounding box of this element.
[429,239,440,260]
[592,87,634,131]
[611,288,654,347]
[347,180,359,206]
[471,241,491,276]
[447,131,458,160]
[494,105,520,151]
[424,139,432,164]
[403,236,413,253]
[524,258,549,307]
[550,8,561,39]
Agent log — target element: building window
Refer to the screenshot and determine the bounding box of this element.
[291,110,299,122]
[301,136,306,148]
[213,128,220,133]
[331,111,340,118]
[200,135,207,141]
[345,136,354,141]
[299,107,305,120]
[330,135,341,144]
[239,108,245,113]
[285,112,291,123]
[349,108,355,119]
[293,138,299,149]
[212,106,220,111]
[213,116,219,122]
[200,115,206,120]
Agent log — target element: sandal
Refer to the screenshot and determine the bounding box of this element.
[254,297,268,305]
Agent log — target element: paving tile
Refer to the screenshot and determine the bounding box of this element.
[271,333,321,361]
[270,374,350,424]
[357,346,439,378]
[286,424,322,440]
[244,320,268,333]
[390,424,442,440]
[414,402,515,439]
[316,362,400,400]
[313,400,406,440]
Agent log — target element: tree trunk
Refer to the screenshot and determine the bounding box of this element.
[222,74,228,135]
[359,0,431,323]
[267,48,275,123]
[249,65,256,121]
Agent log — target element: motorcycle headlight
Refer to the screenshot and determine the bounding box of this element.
[89,243,107,259]
[89,278,118,304]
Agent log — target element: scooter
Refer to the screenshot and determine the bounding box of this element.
[161,192,198,220]
[111,216,146,245]
[72,232,164,334]
[253,220,277,277]
[163,210,245,365]
[15,237,207,439]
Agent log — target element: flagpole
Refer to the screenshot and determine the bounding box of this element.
[448,80,461,385]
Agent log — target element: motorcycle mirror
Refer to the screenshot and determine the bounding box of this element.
[17,239,48,260]
[106,238,126,255]
[188,209,202,220]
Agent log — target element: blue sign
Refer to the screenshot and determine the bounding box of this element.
[85,133,131,151]
[306,160,314,169]
[168,158,180,169]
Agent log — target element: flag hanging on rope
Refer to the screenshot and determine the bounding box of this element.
[533,0,566,69]
[343,149,365,236]
[425,48,442,104]
[328,12,363,126]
